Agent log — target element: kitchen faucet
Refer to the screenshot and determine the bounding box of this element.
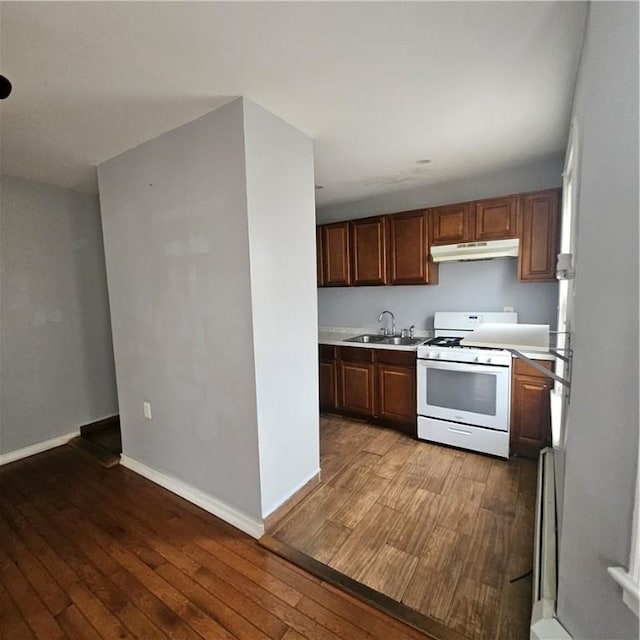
[377,310,396,336]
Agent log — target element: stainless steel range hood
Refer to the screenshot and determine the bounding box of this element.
[431,238,519,263]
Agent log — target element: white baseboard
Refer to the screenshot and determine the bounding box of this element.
[531,599,572,639]
[0,431,79,466]
[120,454,265,539]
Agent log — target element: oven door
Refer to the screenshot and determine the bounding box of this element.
[417,358,510,431]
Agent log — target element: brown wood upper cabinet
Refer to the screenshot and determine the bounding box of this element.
[350,216,388,286]
[429,202,473,245]
[387,209,438,285]
[321,222,351,286]
[518,189,560,282]
[475,195,518,240]
[430,196,518,245]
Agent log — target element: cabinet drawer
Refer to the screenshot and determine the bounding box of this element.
[337,346,374,363]
[513,358,553,378]
[417,416,509,458]
[319,344,336,361]
[373,349,416,367]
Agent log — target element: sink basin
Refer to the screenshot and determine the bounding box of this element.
[344,334,388,343]
[380,336,425,346]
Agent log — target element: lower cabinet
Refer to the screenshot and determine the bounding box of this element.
[510,359,553,459]
[319,345,416,435]
[319,345,338,411]
[339,360,376,416]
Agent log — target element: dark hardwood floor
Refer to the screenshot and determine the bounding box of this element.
[0,443,434,639]
[271,415,537,640]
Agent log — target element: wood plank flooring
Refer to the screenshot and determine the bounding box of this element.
[0,445,435,640]
[271,415,537,640]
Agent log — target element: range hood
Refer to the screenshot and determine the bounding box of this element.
[431,238,519,263]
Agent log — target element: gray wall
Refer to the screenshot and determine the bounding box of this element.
[556,3,639,639]
[317,157,562,330]
[0,175,118,453]
[98,98,319,523]
[319,259,559,331]
[98,100,263,519]
[243,99,320,516]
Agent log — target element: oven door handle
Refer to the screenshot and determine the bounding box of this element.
[419,360,507,374]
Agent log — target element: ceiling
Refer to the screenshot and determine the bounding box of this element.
[0,1,588,207]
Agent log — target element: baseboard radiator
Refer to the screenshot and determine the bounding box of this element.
[530,447,572,640]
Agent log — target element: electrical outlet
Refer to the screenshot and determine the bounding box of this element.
[143,401,152,420]
[503,306,514,312]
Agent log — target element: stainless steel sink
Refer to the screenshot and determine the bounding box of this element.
[380,336,425,346]
[344,334,388,343]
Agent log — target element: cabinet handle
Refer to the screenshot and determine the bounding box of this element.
[447,427,472,436]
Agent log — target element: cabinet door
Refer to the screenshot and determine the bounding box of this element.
[511,362,552,459]
[376,364,416,431]
[429,203,474,245]
[475,196,518,240]
[322,222,351,286]
[350,216,387,285]
[316,226,324,287]
[338,361,375,417]
[387,210,438,285]
[319,361,338,411]
[518,189,560,282]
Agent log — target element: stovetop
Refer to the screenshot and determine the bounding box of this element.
[418,334,512,365]
[425,336,465,348]
[424,336,502,351]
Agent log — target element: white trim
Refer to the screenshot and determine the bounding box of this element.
[530,600,573,640]
[0,431,79,466]
[262,467,321,520]
[120,454,264,539]
[607,460,640,617]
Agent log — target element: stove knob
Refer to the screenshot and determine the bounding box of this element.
[485,357,492,364]
[434,353,441,359]
[474,357,480,362]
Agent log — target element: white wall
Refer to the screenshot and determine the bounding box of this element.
[556,3,639,639]
[0,175,118,453]
[317,157,562,329]
[98,100,263,520]
[243,99,320,517]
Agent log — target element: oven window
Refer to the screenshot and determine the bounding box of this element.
[427,368,497,416]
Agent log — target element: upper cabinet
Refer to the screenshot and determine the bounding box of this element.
[518,189,560,282]
[429,203,473,245]
[430,196,518,245]
[350,216,388,286]
[475,196,518,240]
[387,209,438,285]
[321,222,351,286]
[317,186,560,287]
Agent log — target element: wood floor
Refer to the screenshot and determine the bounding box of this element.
[0,445,435,640]
[271,415,538,640]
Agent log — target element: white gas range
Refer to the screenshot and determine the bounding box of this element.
[416,311,517,458]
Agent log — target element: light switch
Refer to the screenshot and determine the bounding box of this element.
[143,401,152,420]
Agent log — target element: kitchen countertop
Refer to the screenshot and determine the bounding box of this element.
[318,325,556,360]
[318,326,431,352]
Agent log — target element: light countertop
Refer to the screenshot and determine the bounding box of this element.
[318,326,431,352]
[318,325,556,360]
